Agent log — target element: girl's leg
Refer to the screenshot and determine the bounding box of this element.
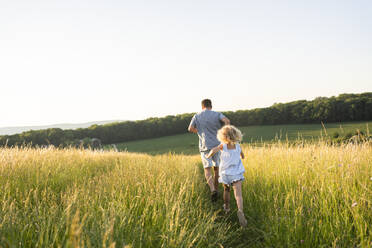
[232,181,247,227]
[232,181,243,211]
[223,184,230,212]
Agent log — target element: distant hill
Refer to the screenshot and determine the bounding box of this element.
[1,92,371,147]
[0,120,122,135]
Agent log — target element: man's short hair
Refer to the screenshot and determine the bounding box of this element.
[201,99,212,108]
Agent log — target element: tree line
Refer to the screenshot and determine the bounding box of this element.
[1,92,371,147]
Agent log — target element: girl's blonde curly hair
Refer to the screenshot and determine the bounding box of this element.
[217,125,243,144]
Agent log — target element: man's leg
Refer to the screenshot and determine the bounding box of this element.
[213,167,219,191]
[202,152,218,202]
[204,167,216,192]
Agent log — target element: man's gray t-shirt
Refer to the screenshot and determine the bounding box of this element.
[189,109,226,152]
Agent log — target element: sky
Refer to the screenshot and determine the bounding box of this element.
[1,0,371,127]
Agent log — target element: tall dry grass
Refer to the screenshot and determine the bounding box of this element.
[0,142,371,247]
[0,147,232,247]
[239,142,372,247]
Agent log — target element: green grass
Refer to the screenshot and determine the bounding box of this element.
[110,133,199,155]
[1,143,371,247]
[239,121,371,142]
[109,121,372,155]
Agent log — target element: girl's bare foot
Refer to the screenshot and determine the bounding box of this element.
[223,204,230,214]
[237,210,247,227]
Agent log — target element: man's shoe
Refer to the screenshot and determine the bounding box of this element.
[211,190,218,202]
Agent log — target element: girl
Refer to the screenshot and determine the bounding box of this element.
[206,125,247,227]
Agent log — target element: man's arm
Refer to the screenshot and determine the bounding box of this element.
[188,124,198,134]
[188,115,198,133]
[221,117,230,126]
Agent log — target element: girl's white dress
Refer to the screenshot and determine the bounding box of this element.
[218,143,245,185]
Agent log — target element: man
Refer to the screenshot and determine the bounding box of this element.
[188,99,230,201]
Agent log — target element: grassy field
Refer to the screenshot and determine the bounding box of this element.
[110,121,372,155]
[0,143,371,247]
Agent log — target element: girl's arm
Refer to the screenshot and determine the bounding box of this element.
[239,143,245,159]
[206,144,223,158]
